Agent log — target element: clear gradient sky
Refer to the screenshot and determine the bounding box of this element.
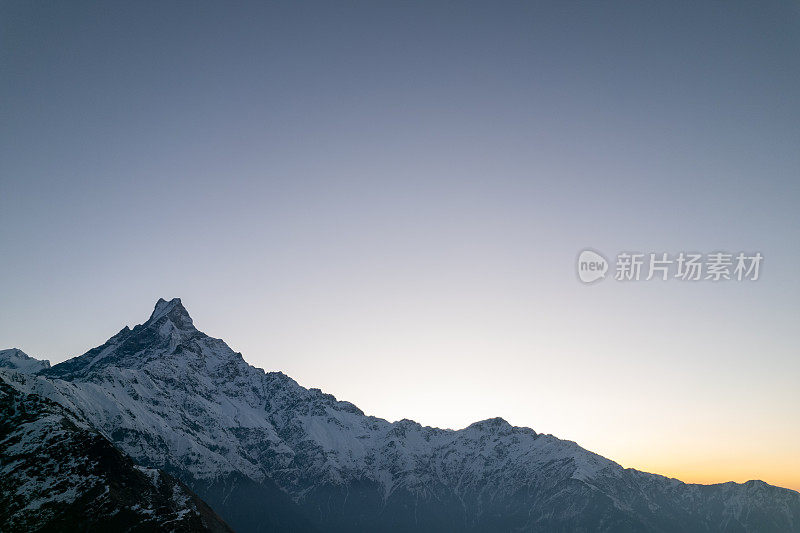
[1,1,799,491]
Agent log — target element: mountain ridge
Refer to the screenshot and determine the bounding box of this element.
[3,298,799,532]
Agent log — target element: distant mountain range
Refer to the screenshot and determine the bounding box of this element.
[2,298,798,532]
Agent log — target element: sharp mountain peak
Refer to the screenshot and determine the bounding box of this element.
[3,299,800,532]
[42,298,213,378]
[147,297,194,330]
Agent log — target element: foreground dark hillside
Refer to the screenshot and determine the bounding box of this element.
[0,371,233,533]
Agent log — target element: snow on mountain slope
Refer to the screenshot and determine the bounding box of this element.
[0,368,233,532]
[6,298,800,532]
[0,348,50,373]
[30,300,614,495]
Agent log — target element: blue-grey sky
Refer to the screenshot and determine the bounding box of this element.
[2,1,799,489]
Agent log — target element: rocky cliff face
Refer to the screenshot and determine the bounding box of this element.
[4,298,800,532]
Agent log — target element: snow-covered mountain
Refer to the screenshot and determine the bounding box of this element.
[0,348,49,373]
[0,369,232,532]
[4,298,800,532]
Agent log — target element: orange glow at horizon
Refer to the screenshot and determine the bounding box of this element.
[625,459,800,494]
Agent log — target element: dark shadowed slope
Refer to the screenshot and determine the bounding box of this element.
[0,369,233,533]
